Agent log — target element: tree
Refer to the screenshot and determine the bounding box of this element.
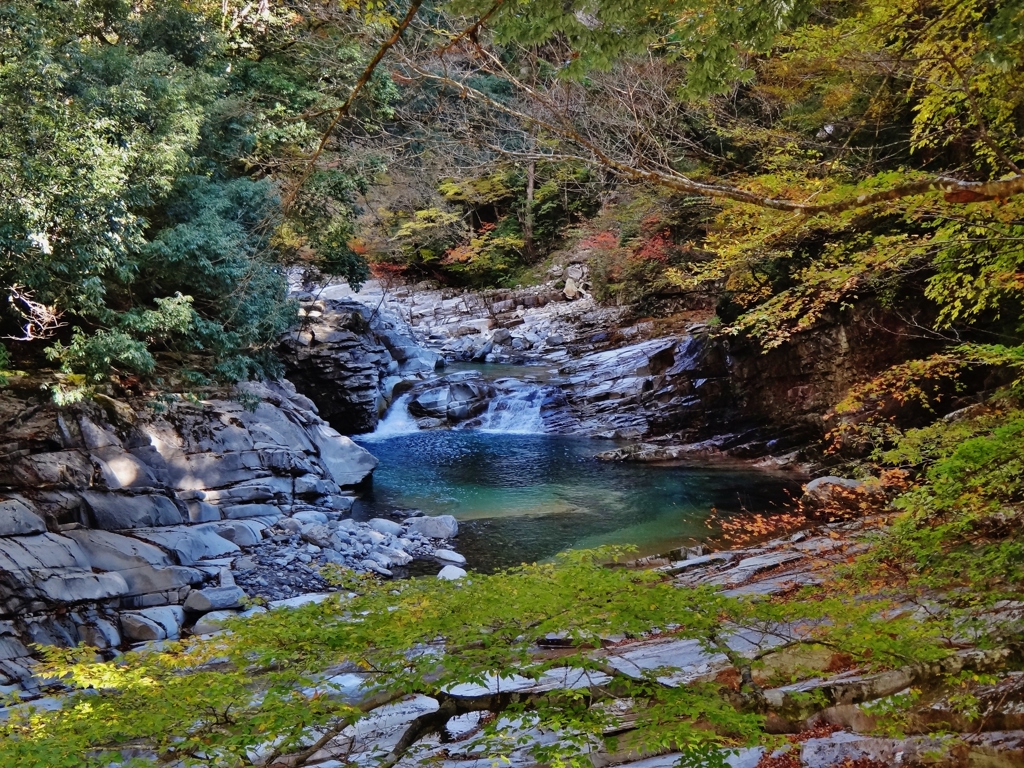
[1,546,1004,768]
[0,0,399,394]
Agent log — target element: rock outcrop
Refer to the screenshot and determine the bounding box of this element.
[327,281,932,463]
[280,294,444,435]
[311,277,632,366]
[0,378,395,690]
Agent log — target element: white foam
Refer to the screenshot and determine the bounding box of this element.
[360,392,421,440]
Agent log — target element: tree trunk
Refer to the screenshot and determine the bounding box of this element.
[523,159,536,260]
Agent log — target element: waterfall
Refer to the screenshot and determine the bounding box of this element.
[362,378,555,439]
[476,385,548,434]
[361,393,420,440]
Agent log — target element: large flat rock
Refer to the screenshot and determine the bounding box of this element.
[130,524,241,565]
[64,529,203,595]
[310,424,378,487]
[0,534,129,609]
[80,491,183,530]
[0,497,47,536]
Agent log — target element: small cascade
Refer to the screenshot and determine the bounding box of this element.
[475,385,549,434]
[361,393,421,440]
[362,374,558,439]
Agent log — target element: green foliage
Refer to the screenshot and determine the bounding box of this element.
[366,162,599,287]
[0,343,10,386]
[0,547,966,768]
[1,0,399,390]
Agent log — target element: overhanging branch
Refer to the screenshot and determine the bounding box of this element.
[281,0,424,215]
[405,65,1024,216]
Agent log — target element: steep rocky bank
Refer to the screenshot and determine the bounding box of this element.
[0,377,465,694]
[305,278,930,465]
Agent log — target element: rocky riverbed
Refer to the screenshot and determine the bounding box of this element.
[260,516,1024,768]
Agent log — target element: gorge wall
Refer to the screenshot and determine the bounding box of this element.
[300,278,933,459]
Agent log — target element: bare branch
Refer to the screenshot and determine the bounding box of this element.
[3,284,66,342]
[402,63,1024,216]
[281,0,424,215]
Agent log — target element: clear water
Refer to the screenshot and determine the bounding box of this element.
[352,431,801,572]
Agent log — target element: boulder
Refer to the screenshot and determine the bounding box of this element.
[80,491,183,530]
[434,549,467,565]
[183,586,247,613]
[374,546,413,567]
[0,532,91,573]
[78,618,121,649]
[121,606,185,642]
[292,510,329,525]
[801,476,880,511]
[294,474,326,497]
[204,483,276,505]
[192,609,240,635]
[368,518,403,536]
[214,520,266,547]
[405,515,458,540]
[120,613,165,642]
[437,565,467,580]
[300,524,335,549]
[0,533,129,608]
[407,379,495,425]
[131,525,241,565]
[407,386,451,419]
[0,498,47,536]
[563,277,579,300]
[78,416,121,449]
[310,424,378,487]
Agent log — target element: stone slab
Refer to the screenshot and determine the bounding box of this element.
[310,424,378,487]
[130,525,240,565]
[81,491,183,530]
[0,497,47,536]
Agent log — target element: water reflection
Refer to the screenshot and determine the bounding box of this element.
[353,431,801,572]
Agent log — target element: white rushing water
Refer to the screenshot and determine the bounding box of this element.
[476,386,548,434]
[361,392,421,440]
[362,384,550,439]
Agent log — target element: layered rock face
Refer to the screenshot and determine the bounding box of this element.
[324,280,931,453]
[280,295,443,435]
[555,335,720,437]
[558,304,929,446]
[0,379,379,691]
[313,277,631,366]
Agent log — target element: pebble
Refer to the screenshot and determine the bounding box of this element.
[227,510,467,602]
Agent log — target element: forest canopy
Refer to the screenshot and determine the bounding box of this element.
[2,0,1023,393]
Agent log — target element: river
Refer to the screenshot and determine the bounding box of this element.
[353,365,801,572]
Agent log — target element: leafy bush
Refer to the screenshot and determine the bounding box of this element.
[0,0,388,391]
